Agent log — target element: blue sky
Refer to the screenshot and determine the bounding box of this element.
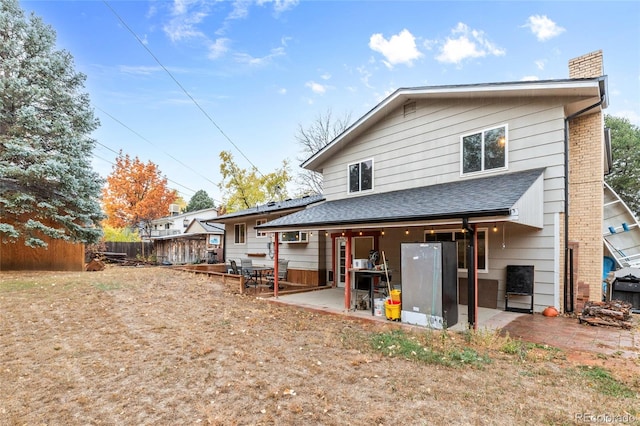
[21,0,640,205]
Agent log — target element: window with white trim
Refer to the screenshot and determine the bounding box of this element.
[234,223,246,244]
[255,219,267,238]
[424,228,487,272]
[461,125,507,175]
[348,159,373,193]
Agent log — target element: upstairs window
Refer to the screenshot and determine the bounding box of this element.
[348,159,373,193]
[461,125,507,175]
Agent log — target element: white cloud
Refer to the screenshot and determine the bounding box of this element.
[357,65,373,89]
[163,1,209,42]
[369,29,423,69]
[535,59,546,70]
[234,46,286,66]
[208,38,230,59]
[256,0,299,14]
[228,0,251,20]
[305,81,327,95]
[523,15,566,42]
[118,65,163,75]
[161,0,294,65]
[521,75,540,81]
[435,23,505,65]
[320,72,331,80]
[277,87,287,95]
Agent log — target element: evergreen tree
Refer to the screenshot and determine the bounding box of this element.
[605,114,640,218]
[186,190,215,212]
[0,0,104,247]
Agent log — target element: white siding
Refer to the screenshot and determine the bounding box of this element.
[224,217,321,271]
[321,98,567,201]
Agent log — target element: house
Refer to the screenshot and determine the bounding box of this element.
[149,206,225,264]
[258,51,610,326]
[210,194,324,285]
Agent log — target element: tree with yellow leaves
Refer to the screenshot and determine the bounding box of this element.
[218,151,290,213]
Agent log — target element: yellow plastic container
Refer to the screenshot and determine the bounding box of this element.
[390,289,401,303]
[385,299,401,321]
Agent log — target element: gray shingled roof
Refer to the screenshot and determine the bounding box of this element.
[213,194,324,221]
[258,169,544,230]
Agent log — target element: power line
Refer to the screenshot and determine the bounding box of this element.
[92,151,198,199]
[102,0,264,177]
[95,106,223,203]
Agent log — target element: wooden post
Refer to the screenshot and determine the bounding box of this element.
[274,232,279,298]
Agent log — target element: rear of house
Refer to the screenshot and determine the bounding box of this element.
[259,51,609,317]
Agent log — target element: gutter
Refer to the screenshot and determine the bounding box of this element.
[562,89,605,313]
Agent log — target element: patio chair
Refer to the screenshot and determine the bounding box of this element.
[240,258,256,288]
[267,259,289,290]
[229,259,240,274]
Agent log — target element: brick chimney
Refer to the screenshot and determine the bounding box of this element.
[568,50,603,79]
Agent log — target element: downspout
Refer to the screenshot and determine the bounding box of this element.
[463,217,476,329]
[563,97,604,313]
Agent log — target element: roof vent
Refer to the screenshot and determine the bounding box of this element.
[403,101,416,118]
[267,201,276,207]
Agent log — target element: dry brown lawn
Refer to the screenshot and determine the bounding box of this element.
[1,266,638,425]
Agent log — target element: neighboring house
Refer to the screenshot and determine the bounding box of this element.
[258,51,610,321]
[149,206,225,264]
[210,195,324,285]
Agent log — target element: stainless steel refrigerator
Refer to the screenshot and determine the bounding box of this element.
[400,242,458,329]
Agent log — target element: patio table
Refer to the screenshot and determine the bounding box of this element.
[351,269,392,315]
[250,266,274,285]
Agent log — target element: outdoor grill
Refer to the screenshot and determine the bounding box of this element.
[611,270,640,314]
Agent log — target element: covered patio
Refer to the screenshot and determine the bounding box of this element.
[258,168,545,329]
[270,287,525,332]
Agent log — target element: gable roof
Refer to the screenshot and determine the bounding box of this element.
[257,168,545,231]
[184,219,224,234]
[302,77,607,172]
[212,194,324,222]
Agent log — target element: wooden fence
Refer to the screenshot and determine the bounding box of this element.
[0,239,84,271]
[102,242,154,260]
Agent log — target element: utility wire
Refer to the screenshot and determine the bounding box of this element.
[92,150,198,198]
[95,106,222,202]
[103,0,264,177]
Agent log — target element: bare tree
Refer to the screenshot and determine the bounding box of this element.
[295,109,352,195]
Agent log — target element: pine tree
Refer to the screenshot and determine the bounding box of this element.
[185,190,215,212]
[605,114,640,218]
[0,0,104,247]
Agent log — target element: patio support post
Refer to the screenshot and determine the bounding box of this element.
[345,233,352,310]
[463,218,477,329]
[274,232,279,298]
